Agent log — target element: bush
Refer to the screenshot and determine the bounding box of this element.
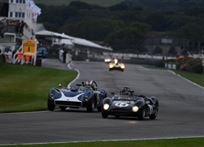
[177,57,203,73]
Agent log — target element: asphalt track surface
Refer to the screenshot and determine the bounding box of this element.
[0,61,204,145]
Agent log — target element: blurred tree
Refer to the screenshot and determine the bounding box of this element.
[37,0,204,53]
[61,19,124,41]
[106,27,146,53]
[153,46,162,55]
[168,46,177,56]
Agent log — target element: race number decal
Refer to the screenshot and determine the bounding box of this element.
[115,101,129,107]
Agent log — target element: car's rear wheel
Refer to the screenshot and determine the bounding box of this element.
[115,115,120,119]
[102,112,108,118]
[150,108,158,120]
[48,99,55,111]
[60,106,66,111]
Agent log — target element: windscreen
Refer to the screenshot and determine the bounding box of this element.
[62,89,81,97]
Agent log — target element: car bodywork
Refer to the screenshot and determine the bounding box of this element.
[48,81,107,112]
[101,87,159,120]
[108,59,125,72]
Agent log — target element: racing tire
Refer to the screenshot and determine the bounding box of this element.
[97,106,102,112]
[102,112,108,118]
[86,101,95,112]
[115,115,120,119]
[150,108,158,120]
[138,109,146,120]
[60,106,66,111]
[48,99,55,111]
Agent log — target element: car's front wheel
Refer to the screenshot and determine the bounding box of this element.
[48,99,55,111]
[102,112,108,118]
[60,106,66,111]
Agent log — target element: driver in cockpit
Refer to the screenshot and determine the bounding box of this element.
[82,81,97,90]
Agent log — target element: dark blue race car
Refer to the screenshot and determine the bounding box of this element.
[101,87,159,120]
[48,81,107,112]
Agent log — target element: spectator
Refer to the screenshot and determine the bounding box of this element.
[24,54,31,64]
[17,49,23,64]
[4,47,12,63]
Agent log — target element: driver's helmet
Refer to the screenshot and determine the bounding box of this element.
[89,80,97,90]
[70,86,78,91]
[114,58,118,64]
[121,87,130,95]
[85,81,90,86]
[89,80,94,85]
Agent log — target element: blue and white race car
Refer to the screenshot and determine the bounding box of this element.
[48,81,107,112]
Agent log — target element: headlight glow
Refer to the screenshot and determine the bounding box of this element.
[114,59,118,64]
[120,64,125,69]
[105,58,111,62]
[103,104,110,110]
[109,64,114,68]
[132,106,139,112]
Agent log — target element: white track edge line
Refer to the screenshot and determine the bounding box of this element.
[67,62,80,88]
[0,111,48,115]
[1,136,204,146]
[168,70,204,90]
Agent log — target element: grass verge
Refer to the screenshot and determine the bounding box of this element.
[0,64,77,112]
[174,70,204,87]
[1,138,204,147]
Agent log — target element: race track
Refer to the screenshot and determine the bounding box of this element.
[0,61,204,145]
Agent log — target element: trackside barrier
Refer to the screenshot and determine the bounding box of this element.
[165,63,176,70]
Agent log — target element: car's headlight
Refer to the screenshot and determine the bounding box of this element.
[103,104,110,110]
[120,64,125,69]
[109,64,114,68]
[105,59,111,62]
[132,106,139,112]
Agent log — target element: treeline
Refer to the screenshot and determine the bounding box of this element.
[38,0,204,53]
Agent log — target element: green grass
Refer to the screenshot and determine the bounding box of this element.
[0,64,77,112]
[35,0,124,7]
[1,138,204,147]
[174,70,204,87]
